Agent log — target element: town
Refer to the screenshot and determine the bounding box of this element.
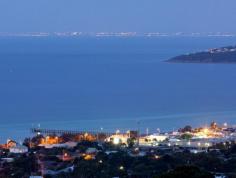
[0,122,236,178]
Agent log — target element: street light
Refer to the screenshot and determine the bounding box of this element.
[119,166,124,170]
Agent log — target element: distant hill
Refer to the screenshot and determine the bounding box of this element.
[166,46,236,63]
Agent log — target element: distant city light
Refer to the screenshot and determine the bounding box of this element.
[119,166,124,170]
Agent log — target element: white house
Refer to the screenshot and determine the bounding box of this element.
[38,141,77,149]
[86,147,98,154]
[10,145,28,154]
[1,158,14,163]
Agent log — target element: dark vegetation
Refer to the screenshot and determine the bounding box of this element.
[1,141,236,178]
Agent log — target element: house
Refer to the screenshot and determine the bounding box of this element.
[1,158,14,163]
[42,166,74,176]
[6,139,17,149]
[86,147,98,154]
[139,134,168,146]
[82,147,98,160]
[58,151,74,162]
[38,141,77,149]
[105,150,118,155]
[190,149,207,154]
[64,141,77,148]
[10,145,28,154]
[105,134,130,145]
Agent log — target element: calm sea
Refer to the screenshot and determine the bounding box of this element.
[0,36,236,142]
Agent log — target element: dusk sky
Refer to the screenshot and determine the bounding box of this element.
[0,0,236,33]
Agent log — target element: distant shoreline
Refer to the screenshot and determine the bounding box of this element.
[166,45,236,64]
[1,32,236,38]
[165,61,236,64]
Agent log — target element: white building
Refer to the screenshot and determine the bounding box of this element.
[86,147,98,154]
[106,134,130,145]
[10,145,28,154]
[39,141,77,149]
[1,158,14,163]
[139,134,168,146]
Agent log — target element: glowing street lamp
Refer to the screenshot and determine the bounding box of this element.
[113,137,120,145]
[119,166,124,170]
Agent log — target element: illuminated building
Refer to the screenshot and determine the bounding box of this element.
[106,133,130,145]
[139,134,168,145]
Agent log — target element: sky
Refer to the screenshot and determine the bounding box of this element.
[0,0,236,33]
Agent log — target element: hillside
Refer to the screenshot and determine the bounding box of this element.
[166,46,236,63]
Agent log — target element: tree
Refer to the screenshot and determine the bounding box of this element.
[157,166,214,178]
[127,138,136,148]
[180,133,193,140]
[179,125,192,133]
[210,122,217,130]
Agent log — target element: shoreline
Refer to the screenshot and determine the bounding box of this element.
[1,109,236,142]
